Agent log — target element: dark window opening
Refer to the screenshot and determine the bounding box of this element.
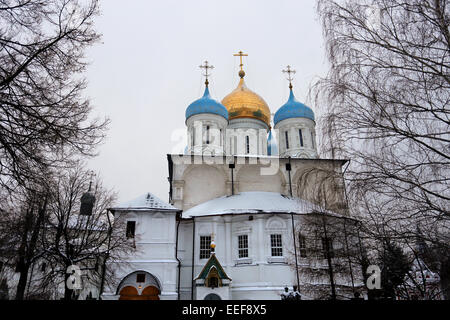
[299,129,304,147]
[246,136,250,154]
[322,237,334,259]
[209,277,218,288]
[299,235,307,258]
[285,131,289,149]
[136,273,146,283]
[126,221,136,239]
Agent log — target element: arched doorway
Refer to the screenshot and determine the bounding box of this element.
[204,293,221,300]
[117,271,161,300]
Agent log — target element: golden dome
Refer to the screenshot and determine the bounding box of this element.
[221,77,271,127]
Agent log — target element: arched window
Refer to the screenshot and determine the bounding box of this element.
[285,131,289,149]
[204,293,221,300]
[246,136,250,154]
[299,235,307,258]
[205,267,222,288]
[298,129,304,147]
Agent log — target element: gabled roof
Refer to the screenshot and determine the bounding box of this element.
[195,253,231,281]
[111,192,179,212]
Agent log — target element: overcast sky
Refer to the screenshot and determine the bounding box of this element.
[85,0,329,204]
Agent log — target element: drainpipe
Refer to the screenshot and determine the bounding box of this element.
[291,213,300,291]
[191,218,195,300]
[175,216,181,300]
[286,158,299,290]
[286,157,293,197]
[229,160,235,195]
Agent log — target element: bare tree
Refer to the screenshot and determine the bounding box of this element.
[314,0,450,298]
[35,165,133,300]
[0,0,108,191]
[288,166,365,300]
[0,182,50,300]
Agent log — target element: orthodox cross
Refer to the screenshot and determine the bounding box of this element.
[199,60,214,86]
[282,65,296,89]
[233,50,248,71]
[88,170,95,192]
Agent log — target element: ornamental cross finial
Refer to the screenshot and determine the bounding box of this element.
[199,60,214,86]
[282,65,296,89]
[233,50,248,71]
[87,170,95,192]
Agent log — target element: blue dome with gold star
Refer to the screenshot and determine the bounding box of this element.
[186,86,228,121]
[274,89,314,125]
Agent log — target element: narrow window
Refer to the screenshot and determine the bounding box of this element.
[311,131,315,148]
[136,273,146,283]
[220,129,223,146]
[126,221,136,239]
[206,126,210,144]
[322,237,334,259]
[285,131,289,149]
[41,262,47,272]
[238,235,249,258]
[246,136,250,154]
[270,234,283,257]
[192,128,195,147]
[200,235,212,259]
[299,129,304,147]
[299,235,307,258]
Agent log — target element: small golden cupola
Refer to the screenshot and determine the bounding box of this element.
[221,51,271,128]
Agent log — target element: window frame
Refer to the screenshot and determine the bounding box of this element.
[200,235,212,259]
[285,131,289,149]
[126,220,136,239]
[246,135,250,154]
[298,129,304,147]
[270,234,283,257]
[238,234,249,259]
[311,131,315,149]
[321,237,334,259]
[298,234,307,258]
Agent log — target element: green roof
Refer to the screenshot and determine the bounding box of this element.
[195,254,231,280]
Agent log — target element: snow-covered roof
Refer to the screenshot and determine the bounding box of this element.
[182,191,340,218]
[112,192,178,212]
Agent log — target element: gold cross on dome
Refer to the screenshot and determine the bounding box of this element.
[282,65,296,88]
[233,50,248,70]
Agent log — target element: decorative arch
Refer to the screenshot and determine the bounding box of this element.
[265,216,286,230]
[117,270,161,301]
[205,266,222,288]
[183,165,227,208]
[236,165,285,193]
[204,293,222,300]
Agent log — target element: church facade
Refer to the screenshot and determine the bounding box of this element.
[104,53,364,300]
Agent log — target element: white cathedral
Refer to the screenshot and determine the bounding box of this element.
[103,52,363,300]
